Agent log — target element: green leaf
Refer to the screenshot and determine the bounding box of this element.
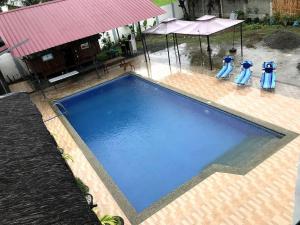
[100,215,118,225]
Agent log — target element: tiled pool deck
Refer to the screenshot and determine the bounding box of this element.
[30,56,300,225]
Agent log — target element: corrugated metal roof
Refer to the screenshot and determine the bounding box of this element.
[0,0,165,57]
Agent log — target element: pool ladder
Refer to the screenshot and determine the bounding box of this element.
[43,102,69,123]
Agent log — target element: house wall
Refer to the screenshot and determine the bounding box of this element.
[0,53,28,83]
[190,0,272,19]
[25,35,100,79]
[1,3,180,82]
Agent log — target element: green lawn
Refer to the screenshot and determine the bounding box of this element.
[153,0,176,6]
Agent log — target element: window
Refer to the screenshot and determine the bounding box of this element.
[80,42,90,50]
[42,53,54,62]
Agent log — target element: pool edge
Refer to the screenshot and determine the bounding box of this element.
[50,72,299,225]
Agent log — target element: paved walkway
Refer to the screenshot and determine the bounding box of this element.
[29,56,300,225]
[293,159,300,224]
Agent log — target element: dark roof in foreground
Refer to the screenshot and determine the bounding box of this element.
[0,93,100,225]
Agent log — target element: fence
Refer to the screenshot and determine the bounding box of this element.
[273,0,300,16]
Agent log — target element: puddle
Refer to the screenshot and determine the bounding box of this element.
[147,40,300,87]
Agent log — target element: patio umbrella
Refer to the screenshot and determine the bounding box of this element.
[143,16,244,70]
[143,18,190,65]
[175,16,244,70]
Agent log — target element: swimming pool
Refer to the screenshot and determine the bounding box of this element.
[56,74,296,224]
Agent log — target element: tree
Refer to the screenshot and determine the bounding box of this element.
[0,0,8,7]
[187,0,196,20]
[22,0,41,6]
[207,0,222,18]
[207,0,214,15]
[22,0,52,6]
[0,0,53,8]
[178,0,189,20]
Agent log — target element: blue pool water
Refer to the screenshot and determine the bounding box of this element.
[58,75,281,213]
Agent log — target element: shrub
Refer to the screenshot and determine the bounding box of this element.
[273,12,281,25]
[245,17,252,24]
[246,8,252,15]
[101,32,114,50]
[253,17,260,24]
[262,14,270,25]
[76,178,89,196]
[279,15,296,26]
[142,20,148,30]
[235,10,245,20]
[280,15,289,26]
[246,24,263,30]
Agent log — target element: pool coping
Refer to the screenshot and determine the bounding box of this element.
[293,155,300,225]
[50,72,298,225]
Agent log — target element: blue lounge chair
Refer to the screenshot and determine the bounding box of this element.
[216,56,234,79]
[260,61,276,90]
[234,60,253,86]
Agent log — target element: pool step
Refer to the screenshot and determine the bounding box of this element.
[215,136,279,173]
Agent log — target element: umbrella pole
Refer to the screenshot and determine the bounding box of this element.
[166,35,171,66]
[141,34,148,63]
[175,34,181,64]
[240,23,243,58]
[233,26,235,49]
[207,35,213,70]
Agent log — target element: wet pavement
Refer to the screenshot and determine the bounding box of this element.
[30,56,300,225]
[145,39,300,99]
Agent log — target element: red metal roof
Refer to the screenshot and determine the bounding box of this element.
[0,0,164,57]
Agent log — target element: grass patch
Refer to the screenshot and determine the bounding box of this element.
[153,0,176,6]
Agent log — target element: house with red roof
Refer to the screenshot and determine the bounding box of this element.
[0,0,164,82]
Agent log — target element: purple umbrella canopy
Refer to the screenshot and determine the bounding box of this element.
[143,16,244,36]
[142,16,244,70]
[143,18,191,35]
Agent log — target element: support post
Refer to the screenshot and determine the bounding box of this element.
[240,23,243,58]
[166,35,171,66]
[199,35,203,66]
[141,34,148,63]
[0,70,10,94]
[175,34,181,64]
[198,35,203,55]
[94,57,100,78]
[138,22,142,39]
[172,33,177,53]
[34,72,46,99]
[207,35,213,70]
[115,28,120,41]
[144,34,150,60]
